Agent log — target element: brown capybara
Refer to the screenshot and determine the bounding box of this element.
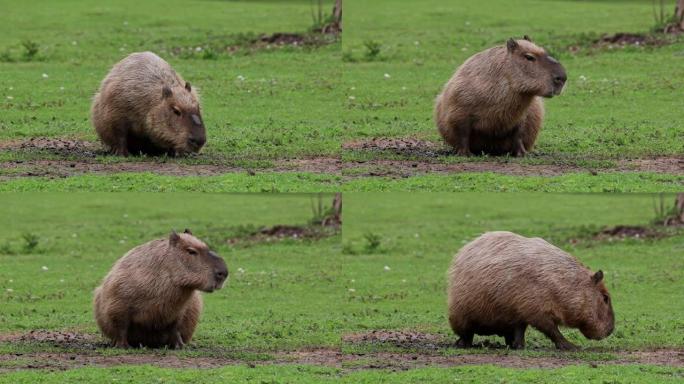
[447,231,614,350]
[91,52,206,156]
[435,36,567,157]
[93,229,228,349]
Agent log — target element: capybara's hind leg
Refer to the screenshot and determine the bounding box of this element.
[510,124,527,157]
[511,324,527,350]
[178,293,203,344]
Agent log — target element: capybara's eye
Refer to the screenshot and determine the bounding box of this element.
[524,54,536,62]
[172,106,181,116]
[187,248,198,256]
[602,294,609,303]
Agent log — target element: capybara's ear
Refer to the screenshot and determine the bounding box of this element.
[162,86,173,99]
[185,82,192,92]
[169,230,180,246]
[183,228,193,235]
[592,270,604,284]
[506,38,518,52]
[523,35,532,42]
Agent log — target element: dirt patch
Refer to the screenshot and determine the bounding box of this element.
[343,137,450,158]
[0,137,102,158]
[595,225,665,240]
[0,330,105,350]
[1,348,682,372]
[227,224,339,246]
[595,33,669,48]
[1,331,682,371]
[342,330,451,351]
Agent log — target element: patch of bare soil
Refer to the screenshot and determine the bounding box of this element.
[0,138,102,158]
[595,33,670,48]
[0,330,105,350]
[343,137,449,158]
[595,225,665,240]
[0,137,682,179]
[1,331,682,372]
[227,224,339,246]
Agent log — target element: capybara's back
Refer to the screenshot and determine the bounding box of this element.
[447,231,613,350]
[91,52,206,156]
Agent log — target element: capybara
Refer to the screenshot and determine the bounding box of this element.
[447,231,614,350]
[93,229,228,348]
[435,36,567,157]
[91,51,206,156]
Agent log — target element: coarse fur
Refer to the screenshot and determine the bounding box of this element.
[91,52,206,156]
[435,36,567,157]
[93,229,228,349]
[447,231,614,350]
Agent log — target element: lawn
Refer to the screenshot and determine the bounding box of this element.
[0,0,682,191]
[0,0,343,160]
[1,193,682,382]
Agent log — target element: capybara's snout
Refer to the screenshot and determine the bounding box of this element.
[211,251,228,289]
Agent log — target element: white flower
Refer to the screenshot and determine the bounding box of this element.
[72,233,77,238]
[237,75,245,81]
[350,279,355,283]
[383,73,391,79]
[461,47,467,51]
[119,47,125,52]
[402,86,407,91]
[59,86,65,91]
[71,41,77,45]
[348,96,356,100]
[402,279,407,283]
[237,267,245,274]
[8,279,12,283]
[414,233,419,238]
[8,87,13,90]
[6,96,13,100]
[414,41,420,46]
[59,279,65,283]
[42,73,48,79]
[41,266,49,271]
[579,75,587,81]
[195,47,203,52]
[465,21,471,26]
[350,86,356,90]
[6,288,13,293]
[348,288,356,292]
[119,240,125,244]
[384,265,391,271]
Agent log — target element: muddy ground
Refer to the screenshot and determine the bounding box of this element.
[1,330,682,372]
[0,138,682,180]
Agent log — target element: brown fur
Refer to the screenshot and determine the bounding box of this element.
[435,37,566,156]
[447,231,614,350]
[91,52,206,156]
[93,230,228,349]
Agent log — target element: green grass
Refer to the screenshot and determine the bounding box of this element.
[342,193,684,351]
[0,193,343,351]
[342,0,684,159]
[0,0,682,191]
[0,364,683,383]
[0,0,342,160]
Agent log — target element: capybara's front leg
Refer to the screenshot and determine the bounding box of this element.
[535,321,577,351]
[111,121,130,156]
[511,124,527,157]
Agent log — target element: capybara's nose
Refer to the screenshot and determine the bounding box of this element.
[188,136,205,148]
[554,72,567,86]
[215,267,228,281]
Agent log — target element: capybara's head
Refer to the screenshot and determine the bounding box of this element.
[505,36,567,98]
[168,229,228,292]
[153,82,205,155]
[577,270,615,340]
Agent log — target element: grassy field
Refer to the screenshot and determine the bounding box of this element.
[0,0,342,160]
[0,193,343,350]
[1,193,682,382]
[0,0,681,191]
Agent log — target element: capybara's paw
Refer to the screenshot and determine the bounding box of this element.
[455,338,472,348]
[456,148,472,157]
[556,341,579,351]
[113,339,130,349]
